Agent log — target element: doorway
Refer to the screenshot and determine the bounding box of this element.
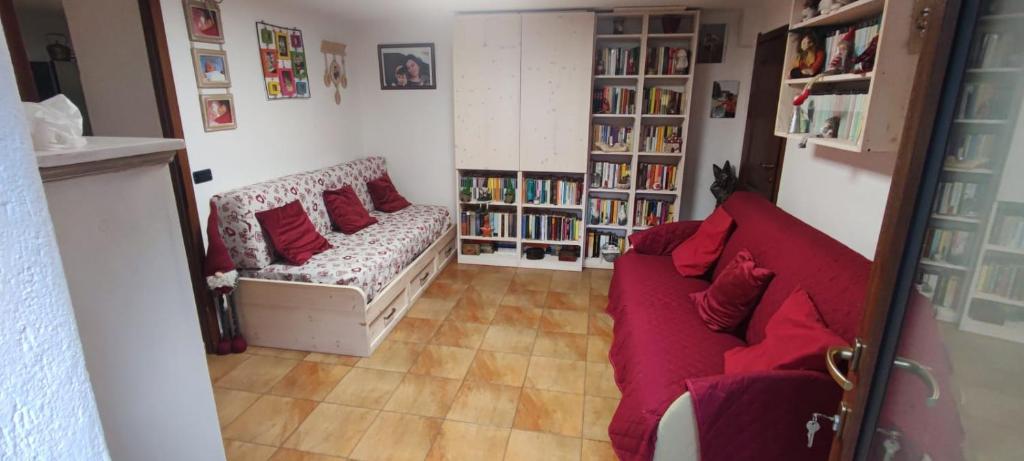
[738,25,788,202]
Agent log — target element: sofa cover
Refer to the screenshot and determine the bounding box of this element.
[607,192,870,461]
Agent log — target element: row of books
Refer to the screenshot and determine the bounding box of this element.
[459,211,516,238]
[460,176,515,202]
[931,181,981,218]
[991,214,1024,250]
[643,87,685,115]
[586,230,627,259]
[918,271,964,308]
[645,46,690,76]
[588,198,629,226]
[590,161,631,189]
[593,124,633,150]
[634,198,674,227]
[976,262,1024,302]
[958,82,1011,120]
[636,163,678,191]
[821,20,880,71]
[596,47,641,76]
[967,31,1019,69]
[640,125,683,153]
[921,227,972,266]
[945,133,997,170]
[522,214,583,242]
[593,87,636,114]
[522,177,583,207]
[789,92,868,143]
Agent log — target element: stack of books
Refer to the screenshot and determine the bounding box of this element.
[976,262,1024,301]
[588,198,629,226]
[593,87,637,114]
[634,198,674,227]
[645,46,689,75]
[640,125,683,153]
[992,213,1024,249]
[822,19,881,68]
[460,175,515,202]
[921,227,972,265]
[636,163,678,191]
[918,272,963,308]
[931,181,981,218]
[968,31,1017,69]
[958,82,1011,120]
[523,177,583,206]
[460,210,516,238]
[586,230,626,259]
[596,47,640,75]
[522,213,582,241]
[790,92,868,143]
[643,87,685,115]
[593,124,633,151]
[945,133,996,169]
[590,161,631,189]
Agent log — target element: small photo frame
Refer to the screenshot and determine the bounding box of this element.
[186,1,224,44]
[698,23,727,64]
[267,81,281,96]
[279,68,296,96]
[296,81,308,97]
[260,48,279,77]
[710,80,739,119]
[201,94,236,132]
[378,43,436,90]
[192,48,230,88]
[276,31,290,58]
[292,52,307,79]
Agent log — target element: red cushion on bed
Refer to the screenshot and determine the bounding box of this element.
[366,174,411,212]
[671,207,735,277]
[692,249,775,332]
[627,221,702,255]
[254,200,332,265]
[324,185,378,234]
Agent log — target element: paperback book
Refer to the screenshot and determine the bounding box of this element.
[636,163,678,191]
[640,125,682,153]
[522,177,583,206]
[522,213,582,242]
[588,198,629,226]
[590,161,631,189]
[593,87,637,114]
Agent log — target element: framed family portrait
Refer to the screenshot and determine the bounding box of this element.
[378,43,436,90]
[201,94,236,132]
[192,48,231,88]
[185,0,224,44]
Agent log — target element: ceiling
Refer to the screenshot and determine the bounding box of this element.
[303,0,755,20]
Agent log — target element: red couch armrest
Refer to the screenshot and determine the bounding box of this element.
[685,370,841,461]
[628,220,702,255]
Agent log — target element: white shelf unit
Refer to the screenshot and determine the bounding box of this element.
[584,8,699,269]
[959,201,1024,344]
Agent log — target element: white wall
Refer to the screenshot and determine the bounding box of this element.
[0,29,109,460]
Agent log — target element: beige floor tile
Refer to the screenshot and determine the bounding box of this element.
[446,381,520,427]
[349,412,443,461]
[431,320,488,349]
[269,448,346,461]
[589,275,611,295]
[425,420,510,461]
[448,302,498,325]
[422,280,469,300]
[465,350,530,387]
[324,367,405,409]
[222,395,317,446]
[539,310,589,335]
[471,271,514,292]
[588,313,614,339]
[224,439,277,461]
[545,291,590,311]
[435,265,477,285]
[581,439,617,461]
[480,326,537,355]
[356,340,424,372]
[389,317,443,344]
[247,346,311,361]
[407,297,456,321]
[207,354,250,382]
[550,271,591,294]
[384,374,462,418]
[513,388,584,437]
[586,335,611,363]
[511,269,554,292]
[491,305,544,329]
[409,345,476,380]
[270,362,351,401]
[583,396,617,442]
[500,286,548,309]
[216,355,299,393]
[504,430,581,461]
[525,356,586,394]
[304,352,360,366]
[589,294,609,312]
[585,362,621,399]
[213,388,261,427]
[533,332,588,361]
[282,402,378,457]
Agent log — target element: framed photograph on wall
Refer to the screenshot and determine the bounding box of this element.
[378,43,436,90]
[710,80,739,119]
[698,23,726,64]
[185,0,224,44]
[200,93,237,131]
[192,48,231,88]
[256,21,310,100]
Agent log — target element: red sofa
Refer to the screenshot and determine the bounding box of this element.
[606,192,870,461]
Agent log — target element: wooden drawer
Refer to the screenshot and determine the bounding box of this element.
[436,235,457,267]
[366,286,405,325]
[410,259,435,300]
[368,301,401,342]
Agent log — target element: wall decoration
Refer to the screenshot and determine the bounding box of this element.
[185,0,224,44]
[192,48,231,88]
[697,23,726,64]
[256,21,311,99]
[378,43,436,90]
[321,40,348,105]
[710,80,739,119]
[201,93,237,132]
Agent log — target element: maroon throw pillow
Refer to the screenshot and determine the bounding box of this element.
[671,207,735,277]
[254,200,332,265]
[324,185,378,234]
[366,174,411,212]
[628,221,702,255]
[691,249,775,332]
[724,289,848,374]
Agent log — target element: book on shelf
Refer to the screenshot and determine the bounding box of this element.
[634,198,674,227]
[944,133,996,170]
[586,230,626,259]
[921,227,973,266]
[967,31,1021,69]
[645,46,690,76]
[931,180,981,218]
[643,87,685,115]
[588,198,629,226]
[593,87,637,114]
[917,271,964,309]
[593,124,634,151]
[788,92,868,143]
[522,177,583,207]
[636,163,678,191]
[640,125,682,153]
[976,261,1024,302]
[522,213,582,241]
[991,214,1024,250]
[596,46,640,76]
[460,210,516,238]
[460,175,515,202]
[821,19,881,69]
[590,161,631,189]
[957,82,1011,120]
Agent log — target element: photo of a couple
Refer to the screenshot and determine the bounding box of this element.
[378,43,436,90]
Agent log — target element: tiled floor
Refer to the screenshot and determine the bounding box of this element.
[207,263,620,461]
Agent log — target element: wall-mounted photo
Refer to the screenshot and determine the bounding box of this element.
[201,94,236,132]
[192,48,231,88]
[378,43,435,89]
[275,31,290,58]
[697,23,726,64]
[256,21,310,100]
[711,80,739,119]
[260,48,279,77]
[186,0,224,44]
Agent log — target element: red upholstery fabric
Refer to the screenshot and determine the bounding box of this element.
[671,207,734,277]
[324,185,378,234]
[366,174,411,212]
[725,289,847,373]
[254,200,332,265]
[692,249,775,332]
[627,220,701,255]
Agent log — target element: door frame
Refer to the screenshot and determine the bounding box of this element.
[0,0,38,100]
[827,0,964,458]
[738,25,788,202]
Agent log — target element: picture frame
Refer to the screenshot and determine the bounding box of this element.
[256,21,310,100]
[378,43,436,90]
[710,80,739,119]
[698,23,727,64]
[260,48,279,77]
[275,31,290,58]
[185,0,224,44]
[279,68,296,96]
[200,93,237,132]
[191,48,231,88]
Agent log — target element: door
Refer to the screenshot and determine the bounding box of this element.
[738,26,787,202]
[826,1,1024,459]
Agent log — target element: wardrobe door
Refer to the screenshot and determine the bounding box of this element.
[519,11,595,173]
[453,13,521,171]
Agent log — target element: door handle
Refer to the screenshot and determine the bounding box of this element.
[893,356,941,406]
[826,339,865,391]
[759,162,777,169]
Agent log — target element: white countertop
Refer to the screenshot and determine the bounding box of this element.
[36,136,185,168]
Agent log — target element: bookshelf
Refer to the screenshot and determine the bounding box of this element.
[584,8,699,269]
[960,202,1024,343]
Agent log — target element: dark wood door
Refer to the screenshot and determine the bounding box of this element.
[738,26,787,202]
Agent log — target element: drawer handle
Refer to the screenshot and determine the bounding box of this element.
[420,271,432,284]
[383,308,397,321]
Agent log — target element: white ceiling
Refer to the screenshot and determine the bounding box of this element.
[302,0,755,20]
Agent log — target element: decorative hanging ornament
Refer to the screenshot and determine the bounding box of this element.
[320,40,348,105]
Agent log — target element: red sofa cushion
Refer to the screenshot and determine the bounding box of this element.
[627,220,701,255]
[366,174,411,212]
[692,249,775,332]
[671,207,734,277]
[324,185,378,234]
[254,200,332,265]
[725,289,848,374]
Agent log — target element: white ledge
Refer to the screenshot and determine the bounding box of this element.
[36,136,184,168]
